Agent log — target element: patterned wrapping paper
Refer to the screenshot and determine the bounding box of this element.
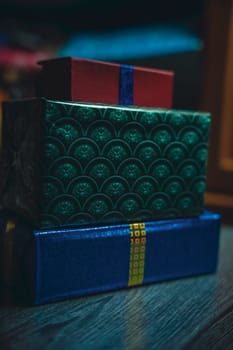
[0,211,221,305]
[38,57,174,108]
[0,98,211,228]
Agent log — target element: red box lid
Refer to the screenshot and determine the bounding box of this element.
[38,57,174,108]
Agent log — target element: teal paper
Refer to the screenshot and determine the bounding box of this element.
[0,98,211,228]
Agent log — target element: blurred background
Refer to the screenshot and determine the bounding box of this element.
[0,0,204,105]
[0,0,232,222]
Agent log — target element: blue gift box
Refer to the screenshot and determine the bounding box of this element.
[0,211,220,305]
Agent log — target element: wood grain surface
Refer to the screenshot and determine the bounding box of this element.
[0,225,233,350]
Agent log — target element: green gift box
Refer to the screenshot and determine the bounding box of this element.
[0,98,211,228]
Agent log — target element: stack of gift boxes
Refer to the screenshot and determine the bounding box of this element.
[0,57,220,305]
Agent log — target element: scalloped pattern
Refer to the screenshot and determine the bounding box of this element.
[39,102,211,227]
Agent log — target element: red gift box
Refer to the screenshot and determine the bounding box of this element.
[38,57,174,108]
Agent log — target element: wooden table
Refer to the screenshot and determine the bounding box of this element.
[0,225,232,350]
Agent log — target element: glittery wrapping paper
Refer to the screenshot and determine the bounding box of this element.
[0,98,211,228]
[38,57,174,108]
[0,212,221,305]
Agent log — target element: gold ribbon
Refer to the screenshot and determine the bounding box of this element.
[2,219,16,286]
[128,222,147,286]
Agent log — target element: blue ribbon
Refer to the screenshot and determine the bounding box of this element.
[119,64,134,105]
